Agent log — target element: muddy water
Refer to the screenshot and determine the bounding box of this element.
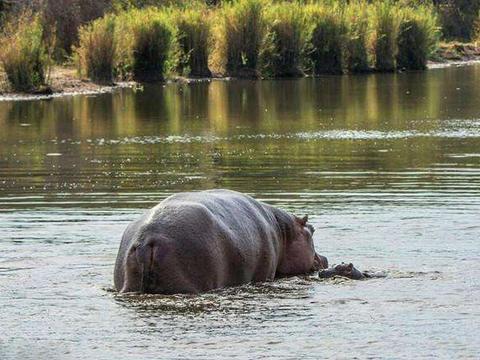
[1,66,480,359]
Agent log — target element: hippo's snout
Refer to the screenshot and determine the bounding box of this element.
[318,268,337,279]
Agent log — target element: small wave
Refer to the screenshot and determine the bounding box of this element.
[316,269,442,283]
[83,127,480,146]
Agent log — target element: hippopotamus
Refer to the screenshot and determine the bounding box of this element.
[114,189,328,294]
[319,263,369,280]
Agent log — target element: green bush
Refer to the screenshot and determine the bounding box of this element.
[344,1,370,73]
[0,13,50,92]
[261,2,307,77]
[213,0,266,77]
[397,6,439,70]
[43,0,110,60]
[75,15,117,83]
[306,3,346,75]
[436,0,480,41]
[126,9,176,81]
[175,7,212,77]
[371,1,400,72]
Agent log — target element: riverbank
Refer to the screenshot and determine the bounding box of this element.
[431,42,480,62]
[2,0,439,94]
[1,43,480,102]
[0,67,136,101]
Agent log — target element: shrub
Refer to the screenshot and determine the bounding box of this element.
[305,3,346,75]
[43,0,110,60]
[213,0,266,77]
[397,6,439,70]
[122,8,176,81]
[75,15,117,83]
[175,7,212,77]
[371,1,401,72]
[261,2,307,77]
[436,0,480,41]
[344,1,370,73]
[0,13,50,92]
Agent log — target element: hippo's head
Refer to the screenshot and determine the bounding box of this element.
[319,262,365,280]
[277,215,328,276]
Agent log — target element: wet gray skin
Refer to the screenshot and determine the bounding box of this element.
[114,189,327,294]
[319,263,368,280]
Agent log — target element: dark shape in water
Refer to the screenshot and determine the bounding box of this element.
[114,189,327,294]
[319,262,368,280]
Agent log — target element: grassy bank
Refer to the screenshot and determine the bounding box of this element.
[0,12,53,92]
[0,0,444,91]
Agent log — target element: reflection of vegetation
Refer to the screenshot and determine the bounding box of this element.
[1,67,480,201]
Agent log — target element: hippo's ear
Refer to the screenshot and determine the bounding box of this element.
[295,215,308,226]
[347,263,354,270]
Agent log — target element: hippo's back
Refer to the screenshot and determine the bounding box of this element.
[114,190,283,294]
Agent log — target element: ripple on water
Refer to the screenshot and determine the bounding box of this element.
[1,69,480,359]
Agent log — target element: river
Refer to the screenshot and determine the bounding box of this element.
[1,65,479,359]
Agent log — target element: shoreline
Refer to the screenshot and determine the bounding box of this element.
[1,52,480,102]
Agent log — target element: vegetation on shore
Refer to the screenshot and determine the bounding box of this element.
[261,2,307,77]
[0,0,456,92]
[175,6,212,77]
[75,15,117,83]
[0,12,53,92]
[212,0,266,77]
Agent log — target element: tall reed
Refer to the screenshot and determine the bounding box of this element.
[75,15,117,83]
[305,3,346,75]
[261,2,307,77]
[0,13,50,91]
[344,1,370,73]
[397,6,439,70]
[124,8,176,81]
[175,7,212,77]
[212,0,266,77]
[371,1,400,72]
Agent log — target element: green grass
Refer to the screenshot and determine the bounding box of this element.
[397,6,439,70]
[371,1,400,72]
[126,9,176,81]
[261,2,307,77]
[75,15,117,83]
[175,7,212,77]
[76,8,176,82]
[10,0,444,87]
[213,0,266,77]
[305,3,346,75]
[344,1,370,73]
[0,13,50,92]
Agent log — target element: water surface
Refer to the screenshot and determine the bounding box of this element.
[1,66,480,359]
